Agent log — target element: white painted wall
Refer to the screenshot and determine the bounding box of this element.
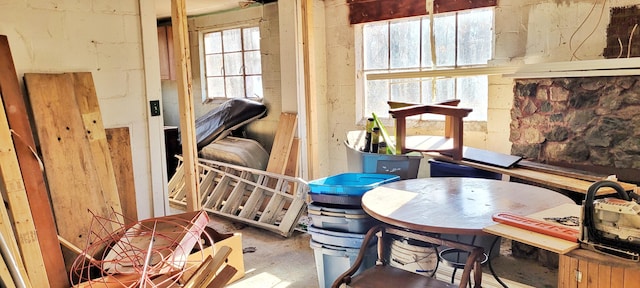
[322,0,640,177]
[0,0,165,219]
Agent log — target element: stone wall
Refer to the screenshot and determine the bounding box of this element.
[510,76,640,183]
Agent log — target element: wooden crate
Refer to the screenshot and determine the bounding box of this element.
[558,248,640,288]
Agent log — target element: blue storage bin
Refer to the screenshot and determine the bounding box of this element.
[308,202,378,233]
[428,159,502,180]
[344,139,422,179]
[310,240,376,288]
[307,225,369,248]
[308,173,400,196]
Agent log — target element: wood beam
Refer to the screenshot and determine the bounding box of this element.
[171,0,200,211]
[302,0,318,179]
[348,0,497,24]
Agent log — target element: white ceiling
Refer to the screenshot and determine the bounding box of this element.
[154,0,244,19]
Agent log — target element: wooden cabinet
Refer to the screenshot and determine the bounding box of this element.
[157,25,176,80]
[558,249,640,288]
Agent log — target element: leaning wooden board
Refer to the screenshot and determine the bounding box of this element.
[24,73,115,267]
[483,203,581,254]
[72,72,123,226]
[266,112,297,174]
[106,127,138,225]
[0,94,48,286]
[1,35,66,288]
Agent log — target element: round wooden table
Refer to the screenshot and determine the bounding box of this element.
[361,177,575,235]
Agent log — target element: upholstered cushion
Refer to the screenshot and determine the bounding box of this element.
[347,266,457,288]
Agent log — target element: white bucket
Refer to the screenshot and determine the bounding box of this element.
[388,238,438,276]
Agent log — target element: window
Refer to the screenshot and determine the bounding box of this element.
[202,26,263,101]
[360,8,494,121]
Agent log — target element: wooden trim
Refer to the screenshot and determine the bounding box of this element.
[348,0,497,24]
[172,0,200,211]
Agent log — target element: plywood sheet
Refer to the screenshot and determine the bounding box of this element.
[24,73,114,265]
[106,127,138,224]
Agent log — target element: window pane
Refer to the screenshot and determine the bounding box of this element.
[207,77,225,98]
[436,78,455,100]
[246,75,263,98]
[421,18,433,68]
[390,20,420,69]
[223,28,242,52]
[243,27,261,50]
[244,51,262,74]
[204,32,222,54]
[224,52,243,76]
[458,9,493,65]
[365,79,390,118]
[205,54,223,77]
[363,23,389,70]
[390,78,420,103]
[434,14,456,67]
[457,76,488,121]
[225,76,245,98]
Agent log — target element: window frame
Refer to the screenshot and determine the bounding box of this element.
[199,24,264,104]
[356,8,500,125]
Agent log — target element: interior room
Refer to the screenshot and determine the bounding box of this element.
[0,0,639,287]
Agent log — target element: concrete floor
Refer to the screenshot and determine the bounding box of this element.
[206,214,559,288]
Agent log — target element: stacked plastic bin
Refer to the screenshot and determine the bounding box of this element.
[307,173,400,288]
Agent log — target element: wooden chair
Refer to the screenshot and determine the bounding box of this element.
[331,225,483,288]
[388,100,472,161]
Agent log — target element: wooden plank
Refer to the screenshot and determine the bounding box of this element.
[558,255,569,288]
[171,0,200,211]
[0,35,68,288]
[72,72,123,223]
[428,153,636,195]
[0,92,49,287]
[266,113,297,174]
[587,261,599,288]
[206,265,237,288]
[106,127,138,224]
[183,246,233,288]
[483,204,581,254]
[24,73,114,268]
[301,0,317,179]
[597,262,611,288]
[284,137,300,178]
[610,266,624,288]
[569,255,579,288]
[623,266,640,288]
[518,160,608,182]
